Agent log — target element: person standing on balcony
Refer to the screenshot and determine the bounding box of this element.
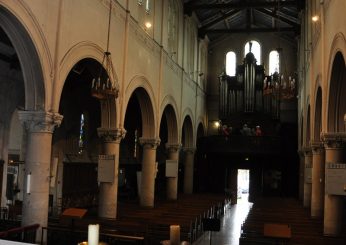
[255,125,262,136]
[241,124,252,136]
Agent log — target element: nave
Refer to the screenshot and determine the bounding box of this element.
[1,193,346,244]
[196,196,346,245]
[193,195,252,245]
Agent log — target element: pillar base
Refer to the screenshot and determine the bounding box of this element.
[324,194,343,236]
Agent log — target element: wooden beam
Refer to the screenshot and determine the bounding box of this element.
[201,10,241,30]
[200,27,297,35]
[185,0,299,11]
[255,8,300,28]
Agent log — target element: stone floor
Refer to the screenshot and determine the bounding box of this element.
[193,194,252,245]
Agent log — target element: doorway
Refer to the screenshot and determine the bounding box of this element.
[237,169,249,202]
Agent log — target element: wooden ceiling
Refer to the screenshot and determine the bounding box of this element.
[184,0,304,43]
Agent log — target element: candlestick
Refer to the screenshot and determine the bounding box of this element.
[170,225,180,245]
[88,224,99,245]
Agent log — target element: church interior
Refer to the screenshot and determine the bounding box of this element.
[0,0,345,244]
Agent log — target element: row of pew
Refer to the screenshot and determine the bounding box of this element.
[43,193,230,245]
[239,197,346,245]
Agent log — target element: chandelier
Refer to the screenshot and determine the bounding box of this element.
[263,70,296,100]
[262,43,296,100]
[91,51,118,99]
[263,1,296,101]
[91,0,118,99]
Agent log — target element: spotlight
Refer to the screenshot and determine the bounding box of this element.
[145,22,152,29]
[312,15,319,22]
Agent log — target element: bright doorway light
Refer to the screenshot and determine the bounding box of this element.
[237,169,249,202]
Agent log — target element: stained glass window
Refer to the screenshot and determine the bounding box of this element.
[78,113,85,153]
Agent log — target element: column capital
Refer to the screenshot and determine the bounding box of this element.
[18,110,63,133]
[165,143,181,153]
[321,132,346,149]
[297,149,305,157]
[97,127,127,143]
[310,141,325,155]
[302,146,312,156]
[139,138,161,149]
[183,147,196,154]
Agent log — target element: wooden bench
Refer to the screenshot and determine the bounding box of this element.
[263,223,291,245]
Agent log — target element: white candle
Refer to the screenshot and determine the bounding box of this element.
[170,225,180,245]
[88,224,99,245]
[26,173,31,194]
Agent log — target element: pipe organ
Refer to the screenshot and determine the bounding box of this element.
[219,51,279,119]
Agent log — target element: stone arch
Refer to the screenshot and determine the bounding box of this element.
[58,42,119,127]
[160,98,179,144]
[300,113,304,148]
[306,104,311,146]
[181,115,194,148]
[196,122,205,139]
[326,52,346,132]
[313,87,322,141]
[0,5,45,110]
[125,76,157,138]
[326,33,346,132]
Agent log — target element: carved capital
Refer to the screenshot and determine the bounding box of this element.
[18,111,63,133]
[183,147,196,154]
[165,143,181,153]
[321,132,346,149]
[139,138,161,150]
[310,141,325,155]
[302,146,312,157]
[97,127,127,143]
[297,149,305,157]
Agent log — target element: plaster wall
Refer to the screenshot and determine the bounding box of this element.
[2,0,205,138]
[298,0,346,139]
[0,0,207,206]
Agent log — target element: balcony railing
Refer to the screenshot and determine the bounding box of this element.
[201,135,281,154]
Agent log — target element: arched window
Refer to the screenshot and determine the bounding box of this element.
[269,50,280,74]
[244,40,261,64]
[188,21,196,74]
[226,51,236,76]
[168,0,178,55]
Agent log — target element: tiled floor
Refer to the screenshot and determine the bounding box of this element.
[193,195,252,245]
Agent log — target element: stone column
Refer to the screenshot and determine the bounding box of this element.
[97,127,126,219]
[298,150,305,201]
[18,111,62,241]
[183,147,195,194]
[303,147,312,208]
[139,138,160,207]
[165,143,181,200]
[322,133,345,236]
[310,142,325,218]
